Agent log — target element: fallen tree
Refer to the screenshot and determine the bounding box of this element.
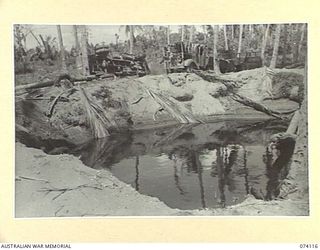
[230,93,292,120]
[192,70,243,90]
[15,74,97,92]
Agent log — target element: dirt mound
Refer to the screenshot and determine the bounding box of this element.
[232,68,305,102]
[16,68,304,144]
[16,73,228,143]
[272,71,304,102]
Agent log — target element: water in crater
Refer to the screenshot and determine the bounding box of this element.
[69,119,292,210]
[17,118,293,210]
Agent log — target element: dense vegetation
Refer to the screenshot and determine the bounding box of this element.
[14,24,307,75]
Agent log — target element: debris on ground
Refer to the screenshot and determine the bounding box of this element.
[15,67,308,217]
[15,68,304,144]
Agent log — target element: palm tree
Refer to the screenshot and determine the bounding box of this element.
[56,25,67,71]
[231,25,234,40]
[181,25,185,42]
[120,25,143,54]
[249,24,253,39]
[237,24,243,58]
[115,33,119,45]
[281,24,289,66]
[270,24,281,69]
[79,25,89,75]
[298,23,306,62]
[213,25,221,74]
[202,25,208,43]
[223,25,229,51]
[72,25,81,70]
[188,25,195,45]
[129,26,134,54]
[261,24,270,65]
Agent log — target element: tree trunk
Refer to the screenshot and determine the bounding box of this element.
[261,24,270,65]
[115,34,119,45]
[23,35,27,50]
[223,25,229,50]
[270,24,281,69]
[15,74,97,92]
[72,25,82,71]
[231,25,234,40]
[230,93,284,119]
[237,24,243,58]
[39,34,51,57]
[286,110,300,135]
[79,25,90,76]
[167,25,170,44]
[73,25,80,53]
[282,24,288,67]
[129,25,134,54]
[189,26,194,45]
[29,30,42,47]
[249,24,253,39]
[213,25,221,74]
[15,79,55,91]
[181,25,184,42]
[203,25,207,43]
[180,25,185,59]
[298,23,306,62]
[56,25,67,71]
[292,24,299,63]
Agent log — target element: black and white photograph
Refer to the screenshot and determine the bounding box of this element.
[14,24,308,217]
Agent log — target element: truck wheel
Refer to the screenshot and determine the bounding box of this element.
[186,62,198,72]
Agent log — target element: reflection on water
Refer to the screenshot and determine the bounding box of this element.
[263,135,296,201]
[16,118,293,210]
[70,119,293,210]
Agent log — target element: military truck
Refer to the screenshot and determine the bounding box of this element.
[88,45,150,77]
[162,42,200,73]
[162,42,241,74]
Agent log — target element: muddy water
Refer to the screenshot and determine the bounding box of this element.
[17,119,292,210]
[71,119,291,210]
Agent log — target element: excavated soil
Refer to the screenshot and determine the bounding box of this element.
[16,68,302,144]
[15,67,308,217]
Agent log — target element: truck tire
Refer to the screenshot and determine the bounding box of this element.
[183,59,199,72]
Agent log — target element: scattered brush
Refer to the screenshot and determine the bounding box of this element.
[146,88,202,123]
[77,86,112,138]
